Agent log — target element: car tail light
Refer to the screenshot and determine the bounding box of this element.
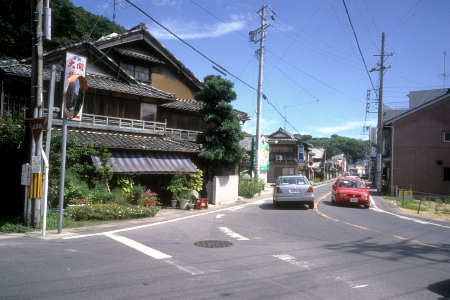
[276,187,283,194]
[307,186,314,193]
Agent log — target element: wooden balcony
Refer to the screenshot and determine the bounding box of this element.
[49,111,201,142]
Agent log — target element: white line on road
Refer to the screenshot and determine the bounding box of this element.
[218,227,249,240]
[64,197,273,240]
[164,259,206,276]
[371,197,450,229]
[273,254,312,269]
[104,232,171,259]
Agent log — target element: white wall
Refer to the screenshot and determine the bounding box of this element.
[207,175,239,205]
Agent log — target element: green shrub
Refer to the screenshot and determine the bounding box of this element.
[64,203,158,221]
[239,178,260,198]
[43,211,76,230]
[0,223,33,233]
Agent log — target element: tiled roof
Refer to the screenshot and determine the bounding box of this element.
[240,135,254,151]
[161,98,205,112]
[0,62,60,81]
[86,73,175,99]
[0,63,175,100]
[161,98,250,121]
[61,128,202,153]
[268,128,299,141]
[115,49,165,64]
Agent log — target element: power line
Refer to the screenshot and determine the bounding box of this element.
[342,0,378,98]
[124,0,257,93]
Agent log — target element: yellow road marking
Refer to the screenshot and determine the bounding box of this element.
[315,191,439,248]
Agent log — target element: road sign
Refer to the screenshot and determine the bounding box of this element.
[29,117,46,144]
[21,164,31,186]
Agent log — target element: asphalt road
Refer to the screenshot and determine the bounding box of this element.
[1,182,449,299]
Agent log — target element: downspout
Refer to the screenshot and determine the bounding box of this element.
[385,125,394,195]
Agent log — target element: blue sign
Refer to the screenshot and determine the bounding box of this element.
[298,145,304,164]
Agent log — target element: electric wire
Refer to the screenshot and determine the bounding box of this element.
[124,0,257,93]
[342,0,378,97]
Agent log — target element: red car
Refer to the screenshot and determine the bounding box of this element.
[331,177,371,208]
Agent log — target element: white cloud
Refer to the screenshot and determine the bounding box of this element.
[149,19,246,40]
[315,120,377,135]
[151,0,180,7]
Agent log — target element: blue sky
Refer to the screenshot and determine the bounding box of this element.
[70,0,450,140]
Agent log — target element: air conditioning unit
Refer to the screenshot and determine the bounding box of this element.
[276,155,283,162]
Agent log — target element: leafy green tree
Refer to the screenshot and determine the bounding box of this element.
[308,134,366,164]
[195,75,246,176]
[0,112,27,215]
[0,0,127,60]
[47,133,112,207]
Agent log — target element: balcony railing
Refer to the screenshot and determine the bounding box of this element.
[48,111,201,142]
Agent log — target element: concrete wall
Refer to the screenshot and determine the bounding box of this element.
[207,175,239,205]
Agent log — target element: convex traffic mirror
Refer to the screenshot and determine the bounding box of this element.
[64,74,88,119]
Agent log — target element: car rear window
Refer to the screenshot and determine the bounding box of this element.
[338,180,365,188]
[279,177,308,185]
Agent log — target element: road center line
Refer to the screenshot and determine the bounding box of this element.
[315,193,441,248]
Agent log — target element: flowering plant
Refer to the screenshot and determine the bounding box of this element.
[142,189,161,207]
[69,199,90,205]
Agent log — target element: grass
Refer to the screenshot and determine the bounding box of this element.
[384,195,450,221]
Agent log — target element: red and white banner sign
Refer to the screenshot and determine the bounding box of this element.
[63,52,87,121]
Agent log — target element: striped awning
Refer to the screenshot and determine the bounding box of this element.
[91,150,198,174]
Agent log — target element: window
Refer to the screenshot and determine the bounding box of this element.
[122,63,150,82]
[444,132,450,142]
[281,167,295,175]
[141,103,156,121]
[444,167,450,181]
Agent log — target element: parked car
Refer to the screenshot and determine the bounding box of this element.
[272,175,315,209]
[331,178,371,208]
[344,172,351,177]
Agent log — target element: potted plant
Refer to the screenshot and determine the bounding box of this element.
[167,172,186,208]
[166,169,204,209]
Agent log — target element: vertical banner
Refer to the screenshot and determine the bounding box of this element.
[63,52,87,121]
[298,145,304,164]
[259,136,270,171]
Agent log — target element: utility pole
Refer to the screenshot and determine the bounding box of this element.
[371,32,392,193]
[28,0,45,229]
[250,5,274,179]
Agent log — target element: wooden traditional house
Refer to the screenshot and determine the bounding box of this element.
[265,128,312,183]
[382,89,450,196]
[0,23,249,202]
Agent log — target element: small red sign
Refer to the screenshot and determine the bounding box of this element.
[29,117,46,144]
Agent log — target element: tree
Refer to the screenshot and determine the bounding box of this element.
[0,0,127,60]
[0,112,27,215]
[195,75,246,176]
[308,135,366,164]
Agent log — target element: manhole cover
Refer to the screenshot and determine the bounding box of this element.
[193,240,234,248]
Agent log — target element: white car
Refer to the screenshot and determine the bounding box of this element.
[272,175,315,209]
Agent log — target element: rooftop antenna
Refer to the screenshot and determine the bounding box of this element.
[441,51,448,88]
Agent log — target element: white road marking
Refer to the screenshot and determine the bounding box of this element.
[273,254,312,269]
[371,196,450,229]
[104,232,171,259]
[218,227,249,240]
[334,276,368,289]
[64,197,273,240]
[215,214,225,219]
[164,259,206,276]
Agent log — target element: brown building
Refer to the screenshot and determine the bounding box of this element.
[382,90,450,196]
[0,23,249,203]
[265,128,312,183]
